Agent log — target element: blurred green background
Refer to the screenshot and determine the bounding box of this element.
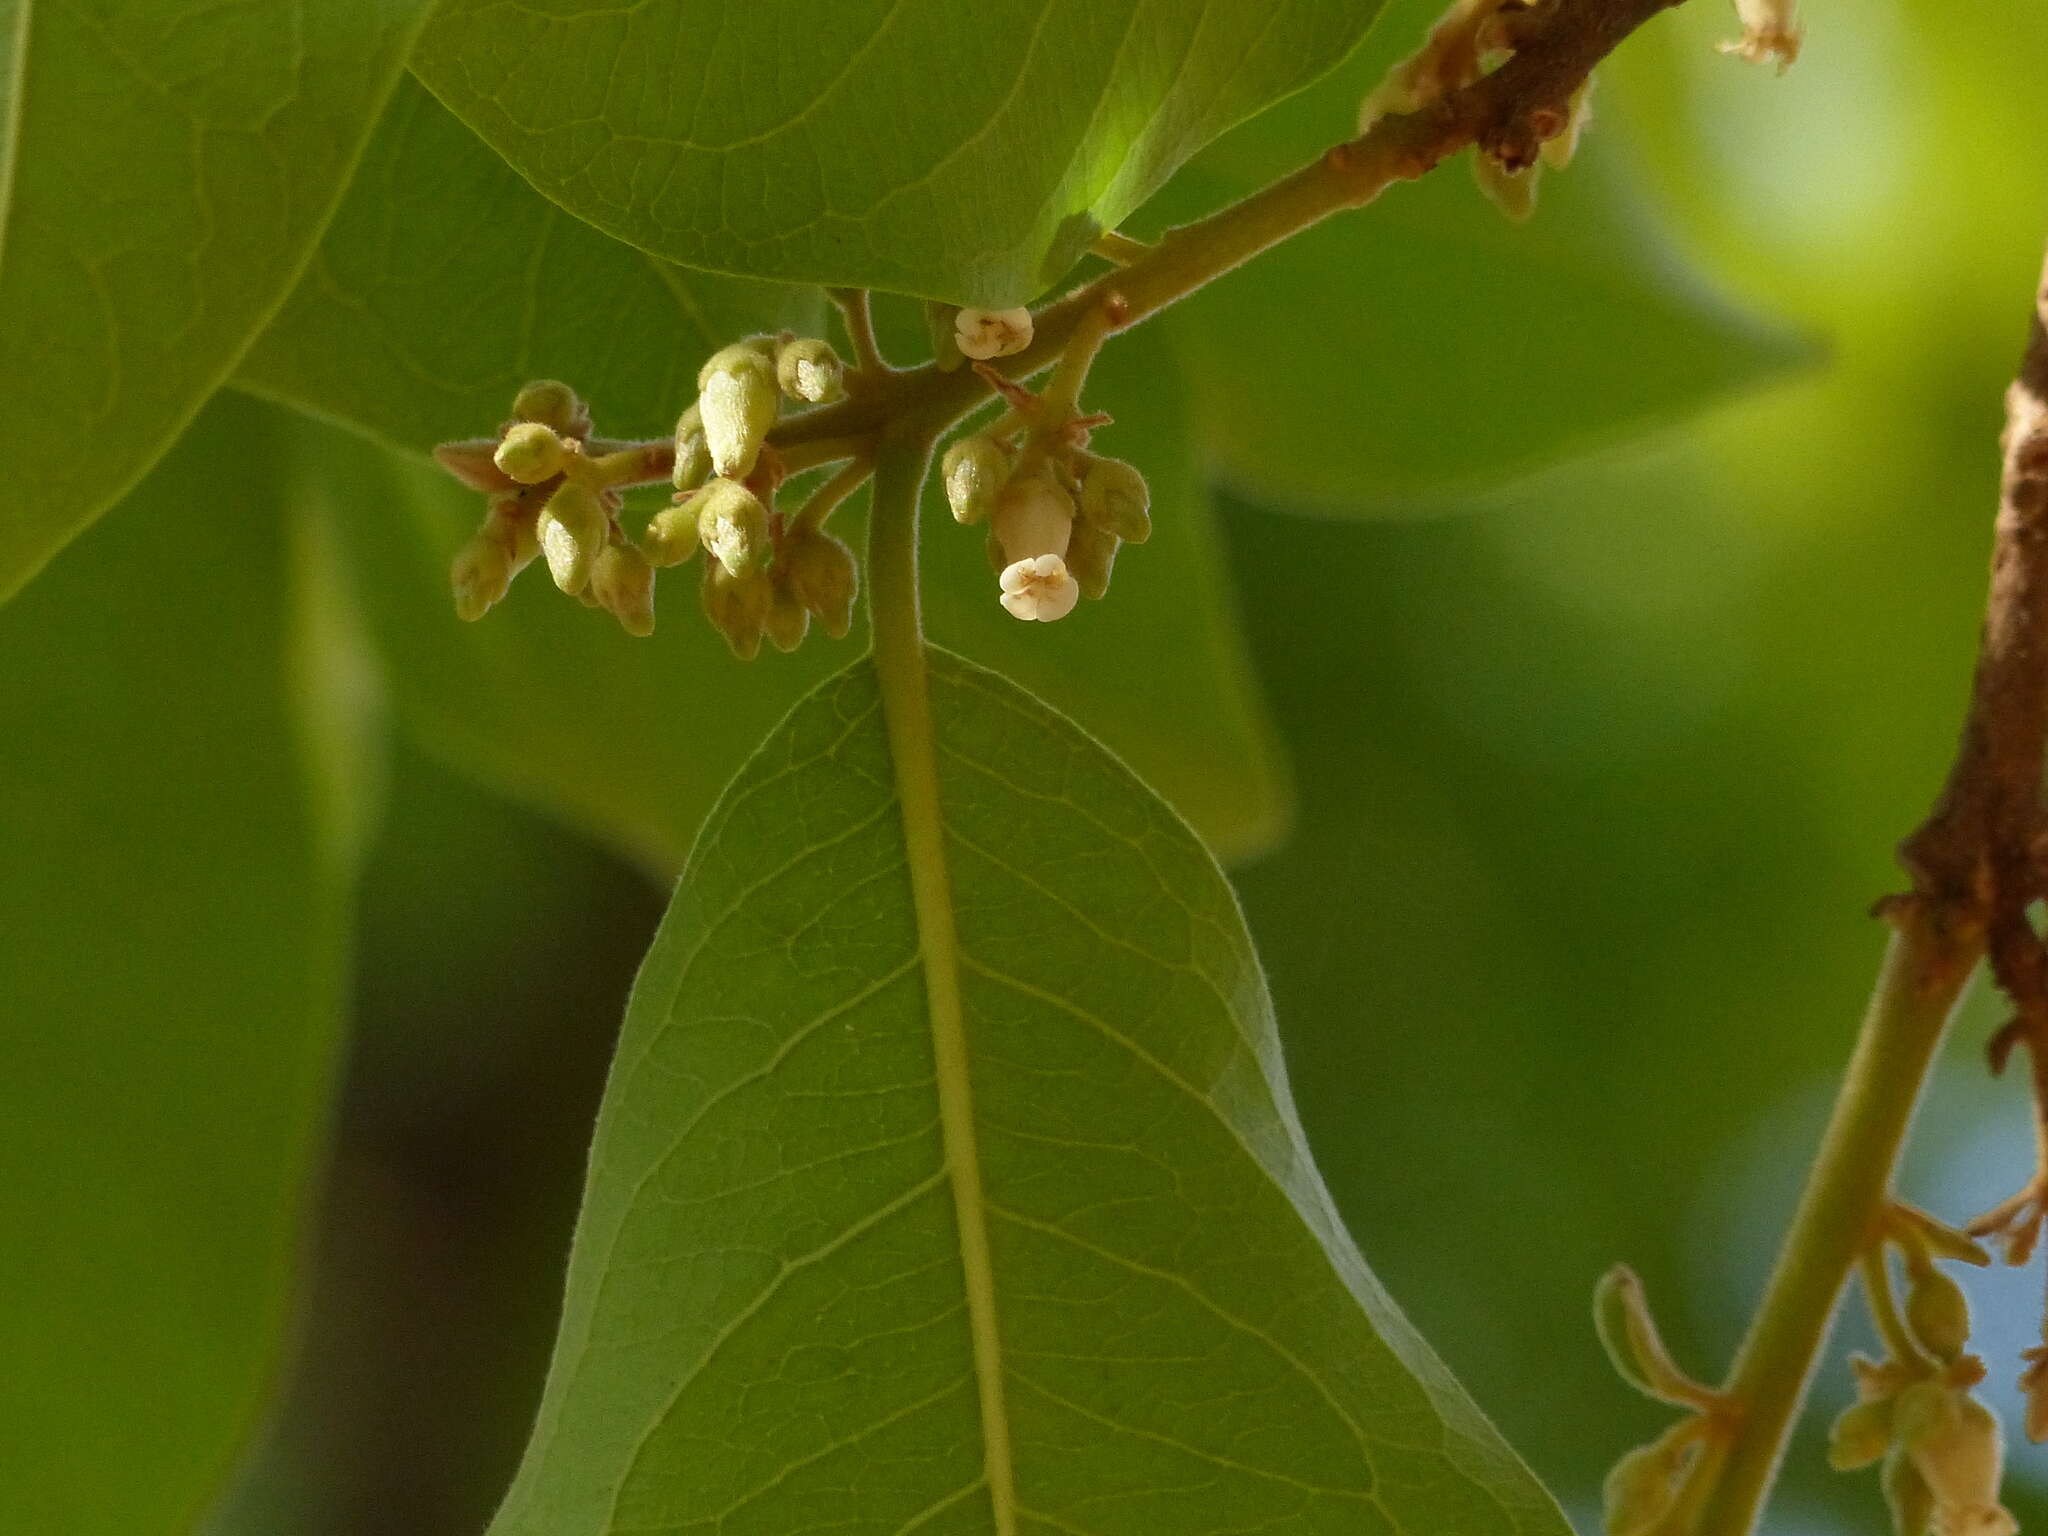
[10,1,2047,1533]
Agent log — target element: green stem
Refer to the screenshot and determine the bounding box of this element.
[1858,1249,1929,1371]
[865,433,1020,1536]
[1694,909,1980,1536]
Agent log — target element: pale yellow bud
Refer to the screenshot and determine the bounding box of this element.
[1078,457,1151,544]
[764,576,810,653]
[696,342,780,479]
[780,529,858,639]
[537,482,609,594]
[991,477,1074,566]
[591,543,656,637]
[701,562,771,660]
[1601,1442,1680,1536]
[494,421,569,485]
[942,434,1012,525]
[694,478,770,578]
[672,402,712,492]
[511,379,589,437]
[955,306,1033,361]
[482,501,540,575]
[1541,78,1595,171]
[1905,1267,1973,1364]
[1473,153,1540,222]
[643,491,705,569]
[450,535,511,622]
[1886,1447,1937,1536]
[1904,1392,2004,1519]
[1067,521,1118,601]
[775,337,846,404]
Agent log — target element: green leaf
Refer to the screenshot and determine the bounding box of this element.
[409,0,1386,307]
[239,76,821,453]
[1142,0,1803,508]
[0,394,356,1532]
[488,647,1566,1536]
[0,0,430,603]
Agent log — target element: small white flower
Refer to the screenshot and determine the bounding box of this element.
[956,306,1035,361]
[1000,556,1079,623]
[1721,0,1801,69]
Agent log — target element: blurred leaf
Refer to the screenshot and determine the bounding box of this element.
[410,0,1385,307]
[1141,0,1802,509]
[0,0,429,603]
[283,325,1285,867]
[239,77,821,453]
[0,395,357,1533]
[489,648,1568,1536]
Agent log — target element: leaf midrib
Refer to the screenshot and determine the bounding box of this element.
[0,0,33,308]
[866,443,1018,1536]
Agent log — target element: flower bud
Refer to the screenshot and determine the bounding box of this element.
[1831,1398,1897,1472]
[955,305,1034,361]
[696,342,781,479]
[537,482,609,594]
[643,491,704,569]
[1601,1441,1680,1536]
[591,543,656,637]
[1067,521,1119,601]
[450,534,512,622]
[764,575,810,653]
[482,501,540,575]
[1903,1390,2006,1520]
[942,434,1012,525]
[1079,457,1151,543]
[494,421,569,485]
[999,555,1080,623]
[702,562,771,660]
[1905,1267,1973,1364]
[1473,153,1539,222]
[992,476,1075,566]
[780,529,858,639]
[694,479,770,578]
[1885,1447,1937,1536]
[672,402,712,492]
[1541,79,1595,172]
[511,379,589,437]
[775,337,845,404]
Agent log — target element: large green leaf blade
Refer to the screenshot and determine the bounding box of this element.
[490,649,1564,1536]
[239,77,821,452]
[0,395,357,1532]
[0,0,429,603]
[409,0,1386,307]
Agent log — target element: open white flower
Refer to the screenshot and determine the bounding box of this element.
[1000,555,1079,622]
[956,306,1034,361]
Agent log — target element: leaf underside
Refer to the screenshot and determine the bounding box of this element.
[490,648,1565,1536]
[409,0,1387,307]
[0,0,429,603]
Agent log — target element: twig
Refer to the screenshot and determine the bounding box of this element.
[828,287,889,377]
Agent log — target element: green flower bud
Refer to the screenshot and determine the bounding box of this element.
[643,494,704,569]
[537,482,609,595]
[697,343,781,480]
[694,478,770,578]
[775,337,845,404]
[1905,1267,1972,1363]
[764,575,810,653]
[780,529,858,640]
[1830,1398,1896,1472]
[1601,1441,1680,1536]
[591,543,656,637]
[511,379,589,437]
[701,562,771,661]
[450,534,511,622]
[1067,521,1119,601]
[942,434,1011,525]
[494,421,569,485]
[1079,457,1151,544]
[1884,1446,1936,1536]
[671,402,712,492]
